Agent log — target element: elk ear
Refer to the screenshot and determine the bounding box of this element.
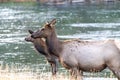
[50,19,56,26]
[28,30,34,34]
[46,21,49,25]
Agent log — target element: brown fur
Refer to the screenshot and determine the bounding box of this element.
[31,19,120,80]
[25,30,58,76]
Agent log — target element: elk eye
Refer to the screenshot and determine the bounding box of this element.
[41,28,45,31]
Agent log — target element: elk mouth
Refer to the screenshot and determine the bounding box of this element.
[25,37,32,42]
[25,38,29,41]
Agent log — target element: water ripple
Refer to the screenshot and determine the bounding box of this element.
[70,23,120,28]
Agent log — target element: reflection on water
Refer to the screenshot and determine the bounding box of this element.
[0,2,120,77]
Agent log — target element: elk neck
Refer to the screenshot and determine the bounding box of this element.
[33,39,49,56]
[46,30,62,57]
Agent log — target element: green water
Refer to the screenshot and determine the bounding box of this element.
[0,2,120,77]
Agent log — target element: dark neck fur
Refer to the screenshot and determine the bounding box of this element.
[46,30,62,57]
[33,39,48,56]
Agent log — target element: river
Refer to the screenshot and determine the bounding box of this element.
[0,2,120,77]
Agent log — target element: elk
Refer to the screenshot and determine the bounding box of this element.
[25,30,58,76]
[31,19,120,80]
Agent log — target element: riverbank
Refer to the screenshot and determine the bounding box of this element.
[0,72,117,80]
[0,63,117,80]
[0,70,117,80]
[0,63,116,80]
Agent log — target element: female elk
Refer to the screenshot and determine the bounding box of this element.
[31,19,120,80]
[25,30,58,76]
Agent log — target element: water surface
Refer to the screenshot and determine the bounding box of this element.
[0,2,120,77]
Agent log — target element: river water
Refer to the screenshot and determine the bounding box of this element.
[0,2,120,77]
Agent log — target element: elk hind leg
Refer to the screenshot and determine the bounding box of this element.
[107,62,120,80]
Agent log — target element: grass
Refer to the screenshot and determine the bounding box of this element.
[0,63,117,80]
[0,63,70,80]
[0,69,70,80]
[0,64,36,80]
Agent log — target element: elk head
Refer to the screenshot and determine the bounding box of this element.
[31,19,56,39]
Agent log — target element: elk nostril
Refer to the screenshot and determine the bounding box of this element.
[25,37,30,41]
